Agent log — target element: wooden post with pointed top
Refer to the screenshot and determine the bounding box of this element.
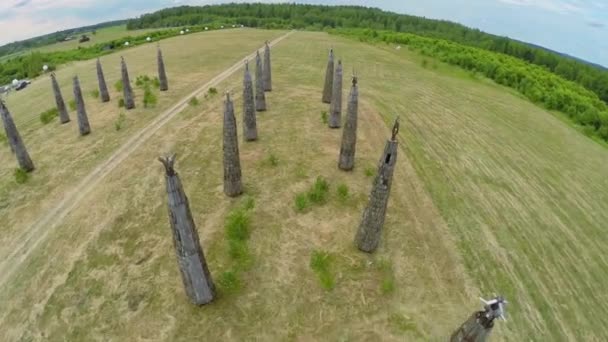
[121,57,135,109]
[96,58,110,102]
[263,41,272,92]
[159,154,216,305]
[355,118,400,253]
[255,51,266,112]
[223,93,243,197]
[50,73,70,123]
[339,76,359,171]
[157,46,169,91]
[0,100,34,172]
[73,76,91,136]
[322,49,334,104]
[329,60,343,128]
[243,61,257,141]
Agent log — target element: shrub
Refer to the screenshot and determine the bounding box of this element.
[307,176,329,204]
[14,168,29,184]
[208,87,218,95]
[321,111,328,124]
[364,166,375,177]
[118,98,125,108]
[152,77,160,89]
[188,96,199,106]
[68,99,76,111]
[225,209,250,241]
[39,107,59,124]
[115,112,126,131]
[135,75,151,87]
[310,250,335,290]
[143,85,157,108]
[337,183,349,202]
[90,89,100,98]
[114,80,123,92]
[294,193,310,212]
[218,270,241,293]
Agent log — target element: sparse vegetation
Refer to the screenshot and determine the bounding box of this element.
[364,166,375,177]
[376,258,395,295]
[294,193,310,212]
[208,87,218,95]
[39,108,59,124]
[188,96,199,106]
[90,89,100,99]
[0,133,7,146]
[143,84,157,108]
[310,250,335,290]
[307,176,329,204]
[337,183,349,203]
[221,198,256,294]
[118,98,125,108]
[321,110,328,124]
[264,152,279,167]
[218,270,241,293]
[14,168,29,184]
[68,99,76,111]
[135,75,151,88]
[114,112,126,131]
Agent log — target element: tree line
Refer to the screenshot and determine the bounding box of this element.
[126,4,608,105]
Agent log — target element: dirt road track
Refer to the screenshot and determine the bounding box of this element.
[0,31,294,289]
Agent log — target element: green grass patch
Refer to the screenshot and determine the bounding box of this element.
[377,258,395,295]
[225,209,250,241]
[364,166,375,177]
[0,133,7,146]
[218,270,241,293]
[337,183,349,203]
[188,96,199,106]
[118,98,125,108]
[114,112,126,131]
[262,152,279,167]
[143,84,157,108]
[307,176,329,204]
[294,193,310,212]
[221,198,256,294]
[90,89,100,99]
[14,168,29,184]
[208,87,218,95]
[114,80,123,92]
[321,110,328,124]
[39,107,59,124]
[68,99,76,111]
[310,250,335,290]
[135,75,151,88]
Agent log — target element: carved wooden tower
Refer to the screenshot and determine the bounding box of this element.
[355,119,399,253]
[263,41,272,92]
[328,60,343,128]
[243,61,258,141]
[338,75,359,171]
[255,51,266,112]
[50,73,70,123]
[73,76,91,136]
[322,48,334,104]
[158,46,169,91]
[96,58,110,102]
[223,93,243,197]
[121,57,135,109]
[0,100,35,172]
[159,154,216,305]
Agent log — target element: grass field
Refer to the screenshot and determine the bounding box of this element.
[1,29,608,341]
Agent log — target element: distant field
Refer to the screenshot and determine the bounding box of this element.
[1,29,608,341]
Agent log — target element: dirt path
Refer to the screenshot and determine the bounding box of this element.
[0,31,294,289]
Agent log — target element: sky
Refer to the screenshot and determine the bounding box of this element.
[0,0,606,66]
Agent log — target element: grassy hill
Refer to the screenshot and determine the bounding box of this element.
[1,29,608,341]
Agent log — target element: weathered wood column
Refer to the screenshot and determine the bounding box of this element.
[263,41,272,92]
[451,296,507,342]
[121,57,135,109]
[243,61,257,141]
[322,49,334,104]
[255,51,266,112]
[328,60,343,128]
[223,93,243,197]
[338,76,359,171]
[157,46,169,91]
[0,100,34,172]
[50,73,70,123]
[355,119,399,253]
[159,154,216,305]
[73,76,91,136]
[96,58,110,102]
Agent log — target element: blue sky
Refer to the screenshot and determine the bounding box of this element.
[0,0,606,66]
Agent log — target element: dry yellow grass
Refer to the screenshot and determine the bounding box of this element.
[1,30,607,341]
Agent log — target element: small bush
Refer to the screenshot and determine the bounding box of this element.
[337,183,349,202]
[294,193,310,212]
[118,98,125,108]
[226,209,250,242]
[115,112,126,131]
[242,196,255,211]
[218,270,240,293]
[153,77,160,89]
[321,111,328,124]
[307,176,329,204]
[143,85,157,108]
[39,108,59,124]
[208,87,218,95]
[90,89,100,98]
[188,96,199,106]
[114,80,123,92]
[14,168,29,184]
[266,153,278,167]
[135,75,151,87]
[68,99,76,111]
[310,250,335,290]
[364,166,375,177]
